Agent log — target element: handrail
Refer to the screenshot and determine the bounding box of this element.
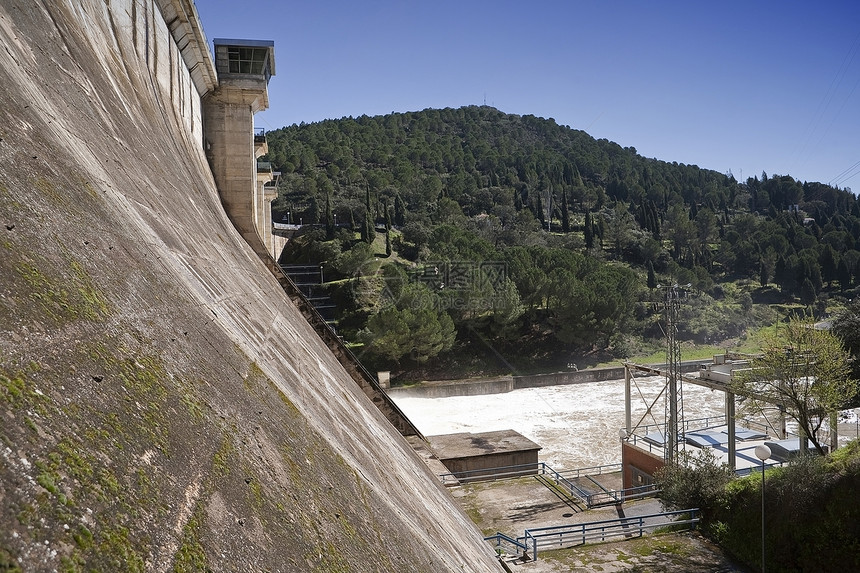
[438,461,660,508]
[522,508,700,560]
[266,259,423,438]
[439,461,623,483]
[483,532,529,556]
[585,483,659,507]
[558,462,622,479]
[438,461,543,483]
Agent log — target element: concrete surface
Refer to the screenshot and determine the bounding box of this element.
[453,476,746,572]
[0,1,499,570]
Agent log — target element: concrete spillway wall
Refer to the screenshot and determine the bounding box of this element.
[388,361,711,398]
[0,1,498,571]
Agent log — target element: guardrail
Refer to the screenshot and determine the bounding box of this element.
[483,532,529,557]
[488,508,700,560]
[582,483,659,507]
[439,461,659,508]
[438,461,542,485]
[558,462,621,479]
[439,461,617,485]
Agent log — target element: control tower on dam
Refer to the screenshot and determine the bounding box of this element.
[0,0,499,571]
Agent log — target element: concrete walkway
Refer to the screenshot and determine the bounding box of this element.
[449,475,745,572]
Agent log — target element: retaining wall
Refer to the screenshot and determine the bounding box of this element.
[388,361,710,398]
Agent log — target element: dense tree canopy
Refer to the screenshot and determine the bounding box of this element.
[267,106,860,374]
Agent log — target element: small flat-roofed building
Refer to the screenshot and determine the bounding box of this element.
[428,430,541,483]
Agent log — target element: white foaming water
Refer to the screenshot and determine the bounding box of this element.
[392,376,726,470]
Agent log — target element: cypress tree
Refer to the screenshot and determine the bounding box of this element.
[363,207,376,244]
[584,211,594,250]
[394,194,406,227]
[325,190,334,240]
[561,188,570,233]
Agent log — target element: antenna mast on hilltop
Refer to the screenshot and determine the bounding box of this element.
[659,283,689,464]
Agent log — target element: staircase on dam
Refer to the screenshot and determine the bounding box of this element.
[268,256,424,437]
[280,264,338,331]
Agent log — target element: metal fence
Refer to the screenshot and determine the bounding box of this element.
[486,508,700,561]
[439,461,658,508]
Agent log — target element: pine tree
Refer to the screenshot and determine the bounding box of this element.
[535,193,545,226]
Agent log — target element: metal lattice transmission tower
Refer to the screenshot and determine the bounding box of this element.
[659,283,689,464]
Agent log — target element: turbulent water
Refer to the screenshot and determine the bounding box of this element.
[393,375,727,470]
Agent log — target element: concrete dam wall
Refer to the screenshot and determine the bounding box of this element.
[0,1,498,571]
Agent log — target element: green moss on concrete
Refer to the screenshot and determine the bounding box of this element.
[248,476,264,510]
[16,259,75,321]
[180,390,205,421]
[14,251,111,323]
[629,536,691,557]
[0,372,30,407]
[93,525,145,573]
[212,433,235,476]
[72,526,94,549]
[0,546,23,573]
[34,462,67,504]
[68,258,111,318]
[56,438,95,481]
[0,366,49,412]
[311,541,351,573]
[172,505,209,573]
[0,341,190,569]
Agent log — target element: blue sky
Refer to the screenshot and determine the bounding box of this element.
[196,1,860,189]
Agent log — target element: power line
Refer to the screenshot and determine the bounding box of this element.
[829,158,860,188]
[790,29,860,178]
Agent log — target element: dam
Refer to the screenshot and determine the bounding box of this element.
[0,1,499,571]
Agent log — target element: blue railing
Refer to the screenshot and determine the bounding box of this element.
[487,508,700,560]
[558,462,622,479]
[439,461,658,508]
[483,532,529,557]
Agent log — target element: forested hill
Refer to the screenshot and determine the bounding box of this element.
[266,105,741,222]
[262,106,860,376]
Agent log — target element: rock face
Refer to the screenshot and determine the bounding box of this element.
[0,1,499,571]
